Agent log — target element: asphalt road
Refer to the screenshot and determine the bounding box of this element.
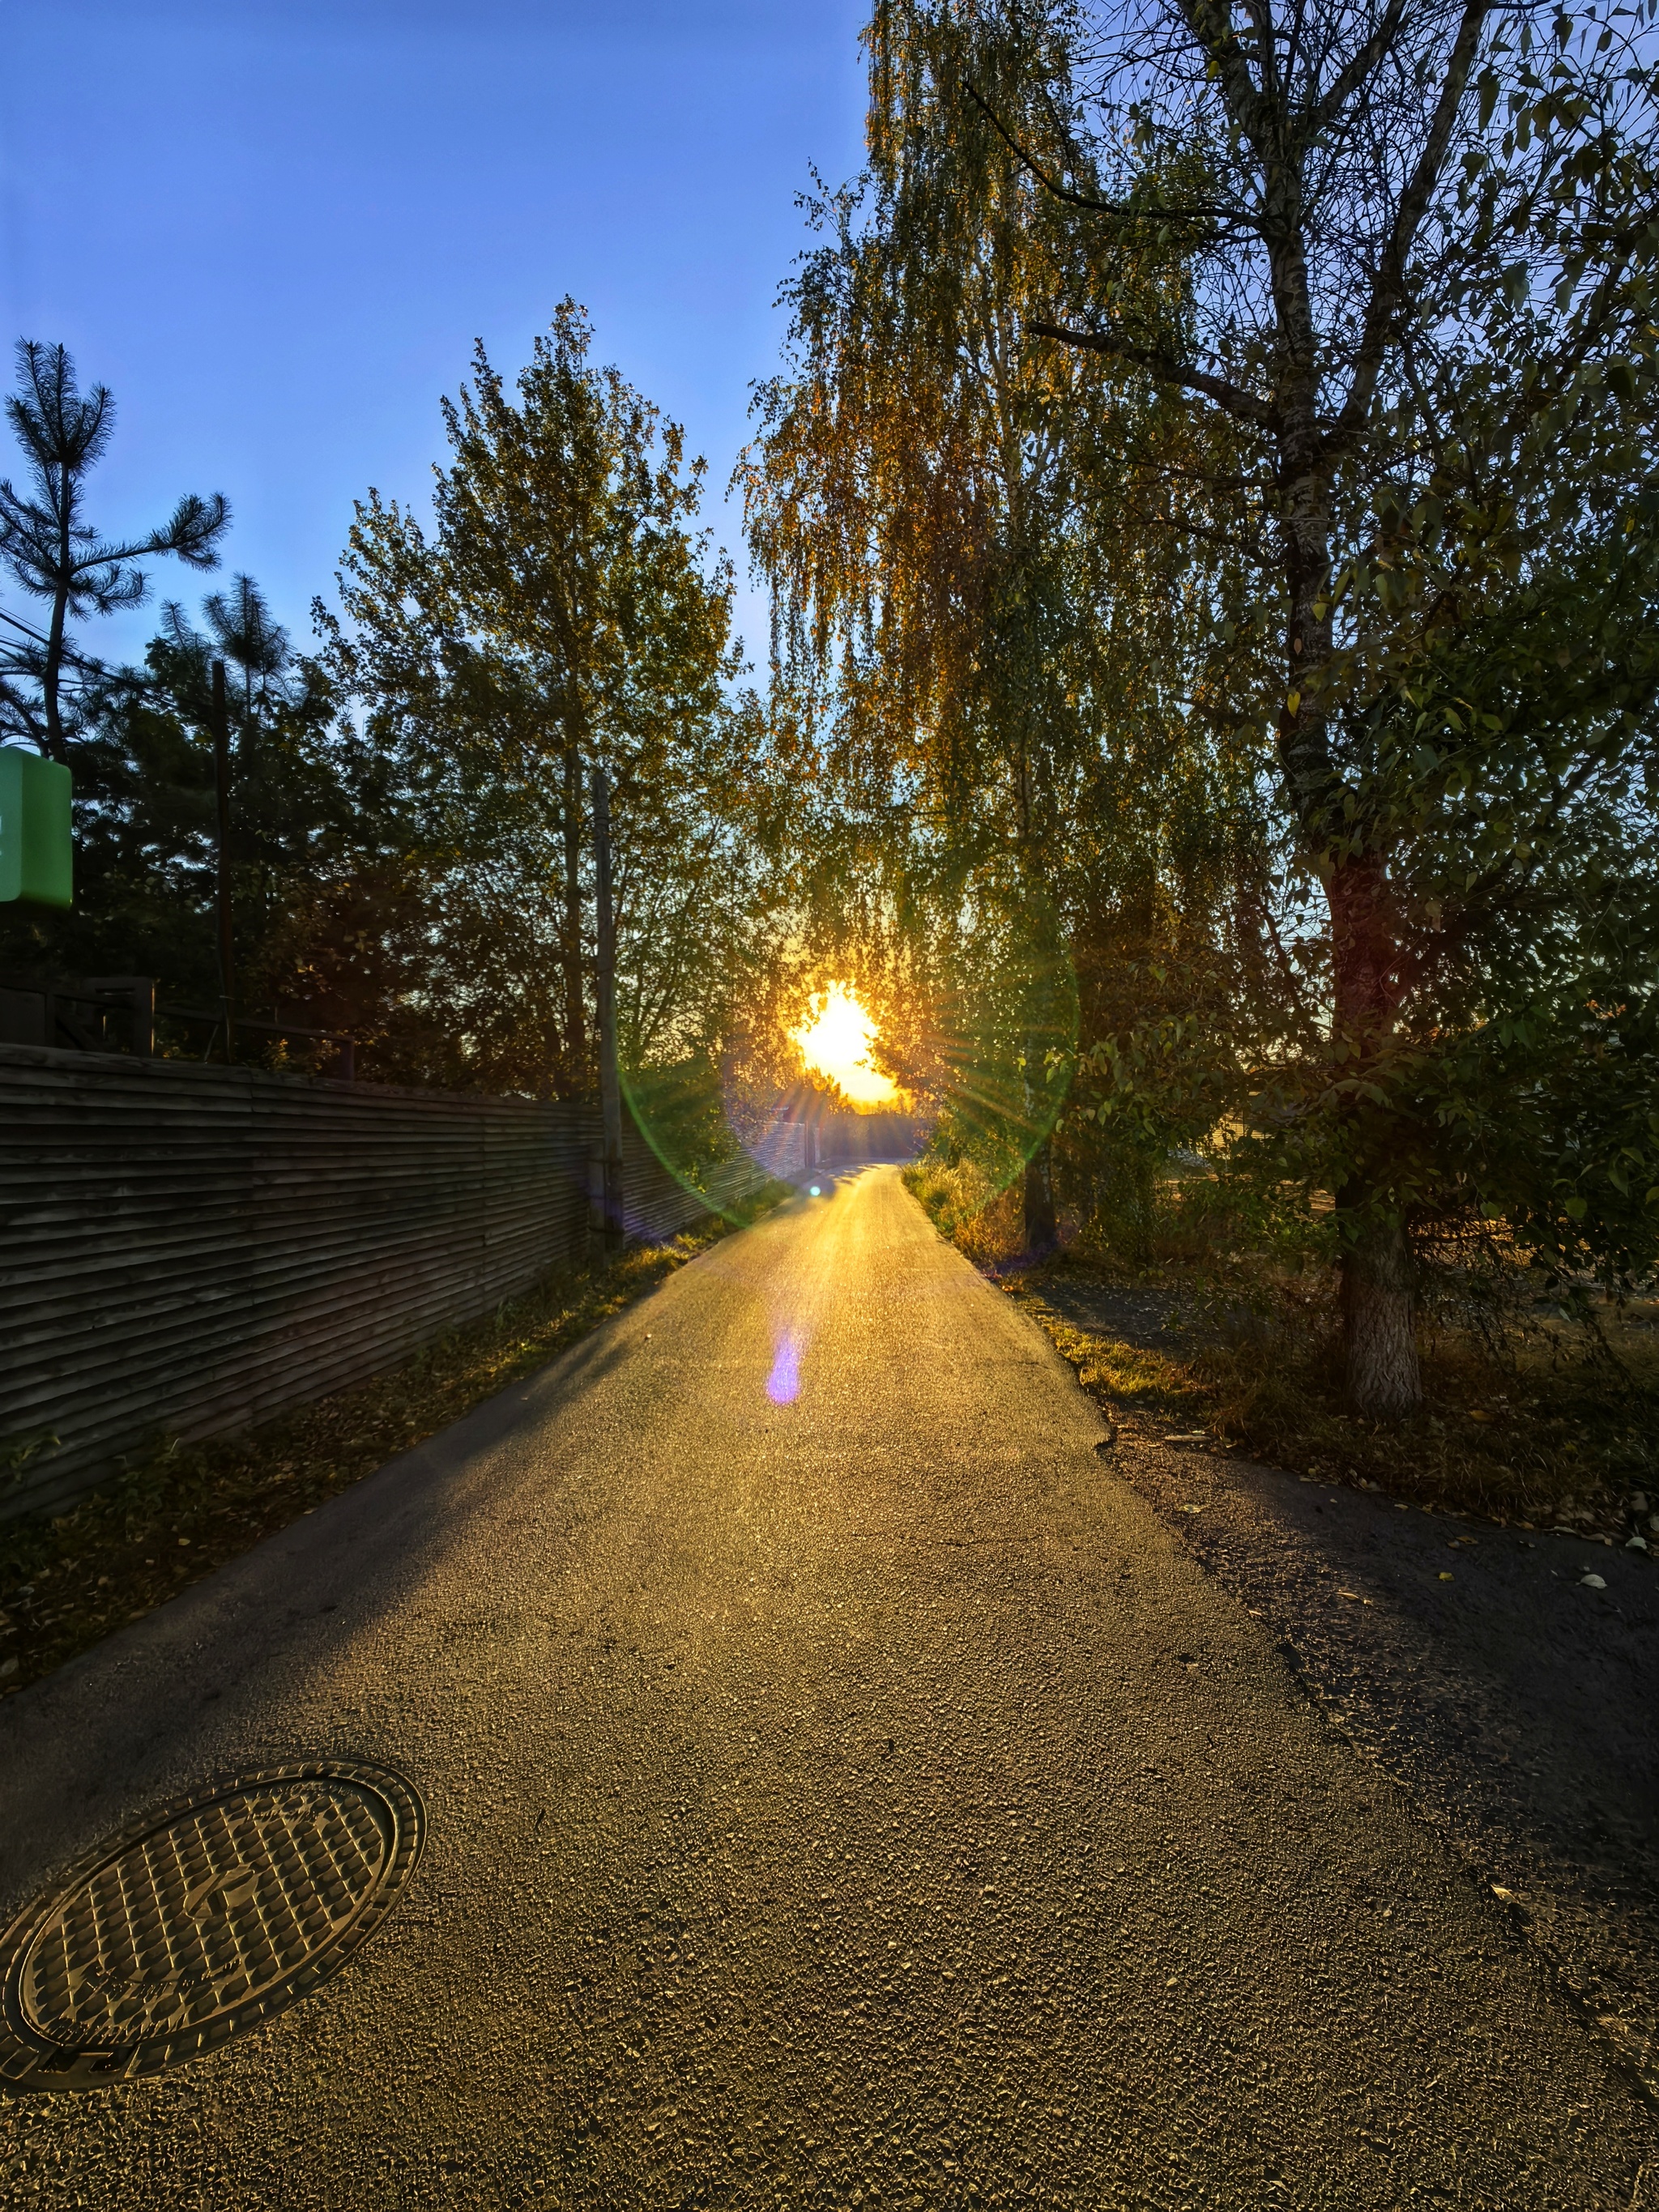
[2,1165,1653,2209]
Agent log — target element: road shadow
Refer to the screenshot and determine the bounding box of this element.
[0,1274,719,1914]
[1107,1417,1659,2084]
[1030,1275,1188,1353]
[783,1158,914,1201]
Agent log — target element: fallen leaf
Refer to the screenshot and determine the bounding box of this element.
[1438,1571,1454,1582]
[1468,1409,1493,1423]
[1580,1573,1607,1589]
[1337,1589,1373,1605]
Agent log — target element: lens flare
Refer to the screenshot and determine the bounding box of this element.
[766,1332,802,1405]
[791,984,902,1110]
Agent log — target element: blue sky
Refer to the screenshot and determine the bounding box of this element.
[0,0,869,677]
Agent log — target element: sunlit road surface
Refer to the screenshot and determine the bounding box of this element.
[2,1167,1653,2208]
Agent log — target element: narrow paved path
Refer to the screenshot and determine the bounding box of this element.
[2,1167,1652,2208]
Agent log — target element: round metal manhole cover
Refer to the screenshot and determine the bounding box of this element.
[0,1761,422,2091]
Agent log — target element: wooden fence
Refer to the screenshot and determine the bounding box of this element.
[0,1043,771,1521]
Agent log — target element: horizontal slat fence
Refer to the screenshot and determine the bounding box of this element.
[0,1044,771,1521]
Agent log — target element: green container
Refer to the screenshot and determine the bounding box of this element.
[0,747,72,909]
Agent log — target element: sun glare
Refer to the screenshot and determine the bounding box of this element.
[791,983,903,1110]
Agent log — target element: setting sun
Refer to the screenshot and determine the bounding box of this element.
[791,983,904,1110]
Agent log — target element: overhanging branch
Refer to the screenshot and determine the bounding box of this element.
[1027,319,1278,428]
[962,75,1233,228]
[1329,0,1495,452]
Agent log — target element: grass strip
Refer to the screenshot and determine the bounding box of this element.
[905,1166,1657,1542]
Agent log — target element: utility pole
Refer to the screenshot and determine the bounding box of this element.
[591,765,625,1256]
[211,658,235,1063]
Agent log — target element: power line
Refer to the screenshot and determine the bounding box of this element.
[0,604,169,699]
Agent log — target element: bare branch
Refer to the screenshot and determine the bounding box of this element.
[961,75,1233,228]
[1329,0,1495,451]
[1301,0,1412,141]
[1026,318,1279,428]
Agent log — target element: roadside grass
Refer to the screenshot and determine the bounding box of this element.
[905,1160,1659,1543]
[904,1157,1026,1271]
[1,1200,782,1699]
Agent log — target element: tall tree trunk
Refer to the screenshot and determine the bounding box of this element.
[1274,377,1422,1421]
[42,573,68,761]
[561,741,586,1093]
[1341,1207,1419,1420]
[1023,1134,1057,1258]
[1328,849,1421,1419]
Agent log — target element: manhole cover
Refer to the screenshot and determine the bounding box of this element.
[0,1761,422,2091]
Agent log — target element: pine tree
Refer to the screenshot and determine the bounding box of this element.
[0,340,228,758]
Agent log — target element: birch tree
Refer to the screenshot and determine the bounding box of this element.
[881,0,1659,1413]
[744,12,1285,1251]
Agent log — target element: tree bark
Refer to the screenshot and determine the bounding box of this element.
[1023,1134,1058,1258]
[561,741,586,1093]
[1329,850,1422,1417]
[1341,1208,1419,1420]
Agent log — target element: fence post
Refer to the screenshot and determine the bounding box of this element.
[586,1141,608,1264]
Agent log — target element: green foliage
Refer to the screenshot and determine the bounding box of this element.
[902,1153,1022,1266]
[0,313,795,1110]
[621,1051,739,1191]
[744,18,1278,1214]
[0,578,365,1041]
[0,339,228,757]
[926,887,1079,1192]
[315,302,779,1097]
[803,2,1659,1394]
